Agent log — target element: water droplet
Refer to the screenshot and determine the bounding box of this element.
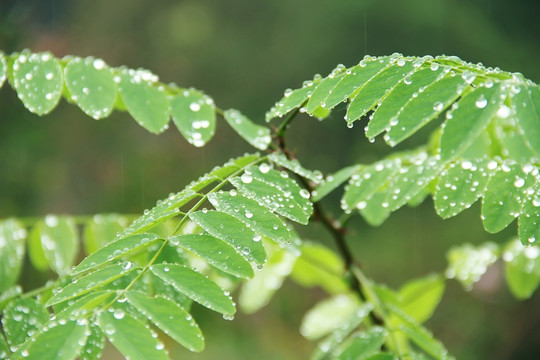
[284,89,293,97]
[259,163,270,174]
[430,63,440,71]
[241,173,253,184]
[532,197,540,207]
[475,95,488,109]
[496,105,511,118]
[253,234,262,242]
[433,101,444,111]
[245,210,253,219]
[299,189,310,199]
[514,178,525,188]
[189,102,201,112]
[356,201,367,210]
[223,313,235,321]
[113,309,125,319]
[403,75,412,85]
[397,58,406,67]
[461,160,472,170]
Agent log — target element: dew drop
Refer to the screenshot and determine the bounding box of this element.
[253,234,262,242]
[189,102,201,112]
[113,309,125,320]
[433,101,444,111]
[475,95,488,109]
[259,163,270,174]
[430,63,439,71]
[245,210,253,219]
[299,189,310,199]
[241,173,253,184]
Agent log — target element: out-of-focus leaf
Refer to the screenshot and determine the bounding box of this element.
[503,239,540,299]
[445,242,499,290]
[0,219,26,293]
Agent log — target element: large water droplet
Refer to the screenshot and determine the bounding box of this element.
[475,95,488,109]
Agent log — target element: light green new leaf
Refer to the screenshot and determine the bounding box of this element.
[239,246,297,314]
[311,303,374,360]
[503,239,540,299]
[46,264,136,306]
[445,242,499,290]
[269,153,323,184]
[224,109,271,150]
[342,160,399,211]
[291,242,347,293]
[0,219,26,293]
[83,214,129,255]
[434,159,493,219]
[11,319,88,360]
[12,52,63,115]
[170,234,254,279]
[366,66,444,139]
[385,156,444,212]
[324,57,391,110]
[64,57,117,119]
[73,233,161,275]
[31,216,79,275]
[150,264,235,315]
[300,294,360,340]
[513,84,540,157]
[208,191,291,247]
[79,324,105,360]
[97,311,168,360]
[312,165,362,202]
[440,83,504,160]
[482,162,533,233]
[170,89,216,147]
[126,292,204,352]
[265,80,317,121]
[519,184,540,246]
[346,59,416,124]
[398,274,445,324]
[189,210,266,266]
[385,74,467,146]
[117,70,169,134]
[2,298,49,349]
[333,327,386,360]
[388,305,453,360]
[0,52,6,89]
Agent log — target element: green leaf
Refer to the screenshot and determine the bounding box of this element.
[79,324,105,360]
[74,233,161,275]
[388,304,453,360]
[363,354,396,360]
[117,69,169,134]
[97,310,168,360]
[440,83,504,161]
[305,67,346,114]
[311,303,374,360]
[146,272,192,310]
[519,183,540,246]
[11,319,88,360]
[239,245,297,314]
[224,109,271,150]
[265,80,317,121]
[342,160,399,212]
[312,165,362,202]
[0,219,26,293]
[346,58,416,124]
[291,242,347,293]
[359,191,392,226]
[513,84,540,157]
[445,242,499,290]
[385,155,444,212]
[324,57,392,110]
[385,74,467,146]
[2,298,49,349]
[12,52,63,115]
[126,292,204,352]
[64,57,117,119]
[208,191,292,247]
[83,214,129,255]
[31,216,79,275]
[398,274,445,324]
[333,327,386,360]
[150,263,235,315]
[0,52,6,89]
[0,332,9,360]
[189,210,266,266]
[366,66,445,139]
[268,153,323,184]
[170,88,216,147]
[434,159,493,219]
[46,263,136,306]
[300,294,360,340]
[503,239,540,299]
[56,291,115,320]
[170,234,254,279]
[482,162,533,233]
[121,189,198,237]
[230,166,312,224]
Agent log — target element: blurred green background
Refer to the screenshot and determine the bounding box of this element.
[1,0,539,359]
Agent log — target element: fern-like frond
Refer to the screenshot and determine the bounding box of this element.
[0,51,271,150]
[267,53,540,161]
